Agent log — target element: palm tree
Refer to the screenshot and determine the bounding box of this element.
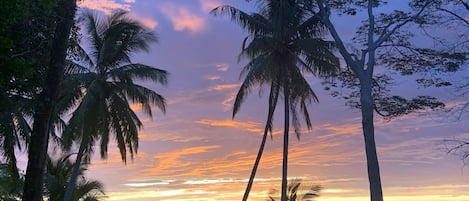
[267,179,320,201]
[61,10,167,201]
[45,154,105,201]
[0,99,31,185]
[212,1,339,200]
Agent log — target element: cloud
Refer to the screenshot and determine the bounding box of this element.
[124,181,170,187]
[139,132,206,143]
[208,83,239,91]
[130,13,159,30]
[216,63,229,71]
[195,119,279,135]
[78,0,132,14]
[142,145,221,176]
[206,75,221,80]
[160,3,207,33]
[78,0,158,30]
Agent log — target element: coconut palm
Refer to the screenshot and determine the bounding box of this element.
[267,179,320,201]
[212,1,339,200]
[0,100,31,184]
[45,154,105,201]
[61,10,167,201]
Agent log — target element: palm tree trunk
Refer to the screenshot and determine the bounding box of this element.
[63,140,86,201]
[360,73,383,201]
[281,79,290,201]
[243,86,278,201]
[242,125,269,201]
[22,1,77,200]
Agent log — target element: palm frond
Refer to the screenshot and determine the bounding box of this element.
[107,63,168,86]
[233,55,278,117]
[211,5,271,35]
[82,10,104,60]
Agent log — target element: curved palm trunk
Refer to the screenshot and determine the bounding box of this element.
[281,79,290,201]
[22,0,77,200]
[243,87,278,201]
[63,140,86,201]
[242,124,269,201]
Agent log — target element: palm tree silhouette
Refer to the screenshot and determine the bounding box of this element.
[212,1,339,200]
[45,154,105,201]
[61,10,168,201]
[267,179,320,201]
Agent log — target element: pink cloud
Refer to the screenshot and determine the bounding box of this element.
[216,63,229,71]
[160,3,207,33]
[78,0,132,14]
[206,75,221,80]
[129,13,159,30]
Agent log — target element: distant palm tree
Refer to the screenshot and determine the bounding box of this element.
[212,1,339,200]
[61,10,167,201]
[267,179,320,201]
[0,100,31,184]
[45,154,105,201]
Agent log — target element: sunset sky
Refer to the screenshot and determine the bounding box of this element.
[20,0,469,200]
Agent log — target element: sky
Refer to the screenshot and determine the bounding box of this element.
[20,0,469,200]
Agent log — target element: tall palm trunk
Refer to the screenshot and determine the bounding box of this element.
[22,0,77,200]
[243,88,278,201]
[242,126,269,201]
[63,139,87,201]
[281,77,290,201]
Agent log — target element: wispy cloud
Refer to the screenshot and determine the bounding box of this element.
[208,83,239,91]
[139,132,206,143]
[206,75,221,80]
[195,119,268,135]
[141,145,221,176]
[216,63,229,71]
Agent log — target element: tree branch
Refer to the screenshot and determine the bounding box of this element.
[316,0,361,75]
[438,7,469,26]
[374,1,431,49]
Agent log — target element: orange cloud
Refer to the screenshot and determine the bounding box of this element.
[160,3,207,33]
[208,83,239,91]
[206,75,221,80]
[143,145,220,175]
[221,91,236,110]
[139,132,206,142]
[195,119,264,134]
[316,122,362,139]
